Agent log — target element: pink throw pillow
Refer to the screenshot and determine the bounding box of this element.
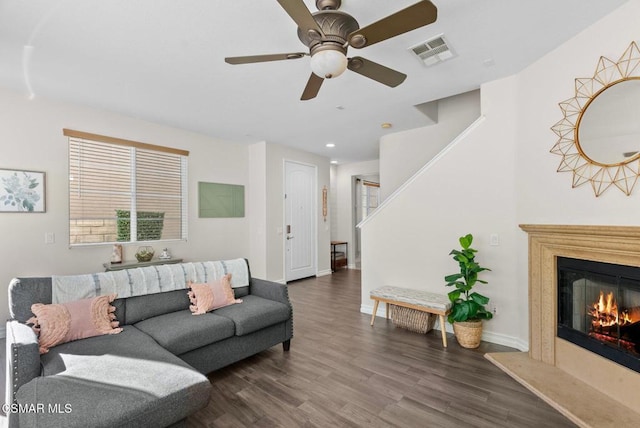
[28,294,123,354]
[188,274,243,315]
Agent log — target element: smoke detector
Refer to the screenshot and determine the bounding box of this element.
[410,34,455,66]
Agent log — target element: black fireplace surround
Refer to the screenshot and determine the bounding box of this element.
[557,257,640,373]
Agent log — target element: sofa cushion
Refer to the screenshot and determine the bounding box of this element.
[234,285,249,298]
[213,295,291,336]
[124,289,190,324]
[134,309,235,355]
[20,325,211,428]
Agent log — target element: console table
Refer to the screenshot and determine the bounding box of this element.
[331,241,348,271]
[103,258,183,272]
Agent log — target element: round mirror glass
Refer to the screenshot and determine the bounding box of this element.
[577,78,640,165]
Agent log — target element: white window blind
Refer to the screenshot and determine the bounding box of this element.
[66,129,188,246]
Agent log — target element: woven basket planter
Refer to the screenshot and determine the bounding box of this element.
[390,305,436,334]
[453,320,483,348]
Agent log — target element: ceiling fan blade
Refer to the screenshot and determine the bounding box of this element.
[225,52,307,65]
[348,57,406,87]
[348,1,437,49]
[277,0,325,39]
[301,73,324,100]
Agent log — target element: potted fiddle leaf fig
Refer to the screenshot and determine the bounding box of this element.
[444,233,492,348]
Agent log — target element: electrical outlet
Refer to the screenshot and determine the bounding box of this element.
[45,232,55,244]
[490,233,499,246]
[491,304,497,315]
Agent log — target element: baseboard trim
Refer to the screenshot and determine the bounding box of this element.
[360,304,528,352]
[481,331,529,352]
[316,269,332,277]
[361,303,390,319]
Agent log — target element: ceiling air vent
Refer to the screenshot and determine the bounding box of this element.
[410,35,455,67]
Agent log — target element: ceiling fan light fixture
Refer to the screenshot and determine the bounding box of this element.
[310,49,348,79]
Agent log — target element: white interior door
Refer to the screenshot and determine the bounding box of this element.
[285,161,316,281]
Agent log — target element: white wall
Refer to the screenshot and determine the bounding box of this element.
[334,159,379,266]
[248,141,268,278]
[516,3,640,224]
[379,90,481,200]
[360,0,640,349]
[0,86,251,325]
[264,143,331,282]
[361,79,520,348]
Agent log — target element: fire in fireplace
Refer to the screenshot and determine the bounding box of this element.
[589,290,640,354]
[557,257,640,373]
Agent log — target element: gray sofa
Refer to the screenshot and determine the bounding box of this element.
[5,260,293,428]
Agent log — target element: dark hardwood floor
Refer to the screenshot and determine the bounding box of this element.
[187,269,575,427]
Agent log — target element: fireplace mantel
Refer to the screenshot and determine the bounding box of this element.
[487,225,640,427]
[519,224,640,239]
[520,224,640,366]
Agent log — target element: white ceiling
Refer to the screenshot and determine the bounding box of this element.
[0,0,628,163]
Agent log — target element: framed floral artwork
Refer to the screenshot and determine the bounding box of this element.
[0,169,46,213]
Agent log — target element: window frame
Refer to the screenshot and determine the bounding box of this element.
[65,129,189,247]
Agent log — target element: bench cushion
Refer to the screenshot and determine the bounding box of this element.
[370,286,452,312]
[20,325,211,428]
[134,309,235,355]
[213,295,291,336]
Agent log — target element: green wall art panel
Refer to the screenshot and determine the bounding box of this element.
[198,182,245,218]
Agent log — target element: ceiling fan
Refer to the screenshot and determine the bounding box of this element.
[225,0,438,100]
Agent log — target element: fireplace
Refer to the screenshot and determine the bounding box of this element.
[486,225,640,425]
[557,257,640,373]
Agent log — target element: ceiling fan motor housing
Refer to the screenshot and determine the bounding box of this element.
[297,10,360,49]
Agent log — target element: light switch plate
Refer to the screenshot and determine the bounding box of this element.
[490,233,499,246]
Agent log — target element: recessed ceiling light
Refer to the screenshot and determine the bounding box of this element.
[326,143,335,148]
[381,123,392,129]
[330,160,338,164]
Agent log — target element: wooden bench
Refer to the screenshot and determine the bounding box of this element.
[370,286,452,347]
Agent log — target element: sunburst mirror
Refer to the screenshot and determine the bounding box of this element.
[551,41,640,196]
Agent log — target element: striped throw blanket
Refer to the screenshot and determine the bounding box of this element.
[52,259,250,304]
